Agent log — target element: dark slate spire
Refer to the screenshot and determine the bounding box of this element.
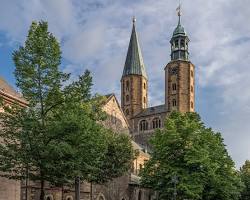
[122,17,147,79]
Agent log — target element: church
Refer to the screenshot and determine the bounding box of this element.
[121,13,195,150]
[0,6,195,200]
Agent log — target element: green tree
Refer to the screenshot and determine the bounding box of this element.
[0,21,71,200]
[240,160,250,200]
[85,130,134,200]
[0,21,135,200]
[140,112,243,200]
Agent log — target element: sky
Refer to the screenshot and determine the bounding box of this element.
[0,0,249,168]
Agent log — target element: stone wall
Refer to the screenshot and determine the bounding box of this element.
[165,61,195,113]
[0,177,20,200]
[121,75,148,127]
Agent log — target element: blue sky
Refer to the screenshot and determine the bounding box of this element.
[0,0,250,168]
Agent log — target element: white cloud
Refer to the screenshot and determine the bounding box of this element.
[0,0,250,167]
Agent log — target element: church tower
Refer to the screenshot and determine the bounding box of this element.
[165,7,195,112]
[121,17,148,125]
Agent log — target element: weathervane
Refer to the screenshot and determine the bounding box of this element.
[176,0,182,24]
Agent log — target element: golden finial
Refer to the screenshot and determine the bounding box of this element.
[132,16,136,24]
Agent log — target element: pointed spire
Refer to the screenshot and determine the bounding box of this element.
[122,17,147,79]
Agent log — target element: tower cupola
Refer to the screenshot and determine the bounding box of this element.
[170,5,189,61]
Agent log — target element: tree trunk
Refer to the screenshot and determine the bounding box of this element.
[90,182,93,200]
[75,177,80,200]
[61,185,64,200]
[25,167,28,200]
[40,180,45,200]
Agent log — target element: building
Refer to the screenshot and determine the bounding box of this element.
[0,5,195,200]
[18,94,152,200]
[0,77,28,200]
[121,12,195,149]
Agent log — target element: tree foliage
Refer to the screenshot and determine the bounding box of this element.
[140,112,243,200]
[0,21,134,200]
[240,160,250,200]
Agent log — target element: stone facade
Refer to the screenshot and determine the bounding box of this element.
[0,9,195,200]
[165,60,195,113]
[121,16,195,149]
[19,94,152,200]
[0,78,28,200]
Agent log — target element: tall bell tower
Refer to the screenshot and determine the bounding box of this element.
[121,17,148,125]
[165,5,195,113]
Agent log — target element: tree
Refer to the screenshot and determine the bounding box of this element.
[0,20,135,200]
[0,21,69,200]
[83,129,134,200]
[140,112,243,200]
[240,160,250,200]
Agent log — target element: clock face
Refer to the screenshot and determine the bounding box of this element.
[170,67,178,75]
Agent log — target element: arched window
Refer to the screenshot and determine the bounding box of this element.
[191,70,194,77]
[139,120,148,131]
[144,82,146,89]
[191,85,194,93]
[172,99,177,107]
[138,191,142,200]
[97,194,105,200]
[126,95,129,102]
[66,196,73,200]
[191,101,194,109]
[152,118,161,129]
[126,81,129,91]
[45,196,53,200]
[172,83,177,91]
[175,40,179,48]
[180,39,185,48]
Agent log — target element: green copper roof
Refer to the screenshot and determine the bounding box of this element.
[122,19,147,79]
[172,16,187,38]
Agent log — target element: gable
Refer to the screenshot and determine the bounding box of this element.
[102,94,130,134]
[0,77,27,107]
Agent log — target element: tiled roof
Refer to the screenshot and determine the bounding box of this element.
[0,77,24,100]
[134,104,167,118]
[122,20,147,79]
